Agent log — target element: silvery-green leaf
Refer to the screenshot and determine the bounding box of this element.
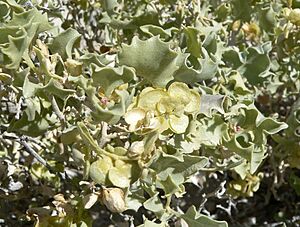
[150,153,208,186]
[0,2,10,20]
[92,65,135,96]
[188,116,229,147]
[183,27,203,58]
[126,187,146,212]
[37,79,75,100]
[49,28,81,60]
[8,112,57,137]
[199,94,225,117]
[89,89,132,124]
[108,165,131,188]
[80,53,113,67]
[174,50,218,84]
[143,193,164,215]
[140,25,177,39]
[118,36,180,87]
[0,8,52,69]
[180,206,228,227]
[89,156,113,185]
[24,97,41,121]
[157,175,180,196]
[224,43,272,85]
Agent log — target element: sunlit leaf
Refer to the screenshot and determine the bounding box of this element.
[118,36,180,87]
[49,28,81,59]
[181,206,228,227]
[89,156,113,185]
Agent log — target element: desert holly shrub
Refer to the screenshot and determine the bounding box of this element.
[1,0,300,226]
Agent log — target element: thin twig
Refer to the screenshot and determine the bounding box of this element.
[18,136,69,181]
[19,136,54,172]
[15,97,24,120]
[2,133,51,170]
[98,122,110,148]
[97,124,128,147]
[51,95,65,122]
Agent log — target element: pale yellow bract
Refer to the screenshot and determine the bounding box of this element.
[124,82,200,134]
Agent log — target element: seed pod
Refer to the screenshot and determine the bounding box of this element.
[101,188,126,213]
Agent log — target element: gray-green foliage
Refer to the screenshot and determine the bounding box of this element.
[1,0,299,226]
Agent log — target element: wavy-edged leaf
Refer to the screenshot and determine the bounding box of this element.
[224,42,272,85]
[226,71,251,95]
[143,193,164,215]
[8,8,52,32]
[238,42,272,85]
[23,74,42,98]
[157,175,180,196]
[0,2,10,20]
[181,206,228,227]
[183,27,203,58]
[224,132,255,161]
[126,187,146,212]
[77,122,99,149]
[38,79,76,100]
[174,49,218,84]
[0,8,52,69]
[80,53,113,67]
[90,89,132,124]
[223,132,265,174]
[4,0,24,13]
[89,156,113,185]
[8,112,57,137]
[150,153,208,186]
[118,36,180,87]
[92,65,135,96]
[25,97,41,121]
[240,104,288,135]
[0,28,28,69]
[140,25,177,39]
[108,166,131,188]
[49,28,81,59]
[187,116,229,147]
[199,94,225,117]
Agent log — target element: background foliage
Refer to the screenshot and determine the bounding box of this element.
[1,0,300,226]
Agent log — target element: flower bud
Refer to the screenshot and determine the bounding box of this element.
[101,188,126,213]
